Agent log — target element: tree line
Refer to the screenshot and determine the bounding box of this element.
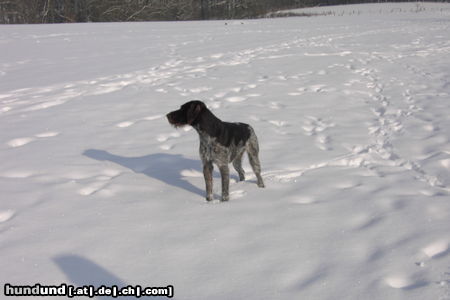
[0,0,445,24]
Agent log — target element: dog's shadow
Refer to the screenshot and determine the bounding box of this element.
[53,254,174,299]
[83,149,221,199]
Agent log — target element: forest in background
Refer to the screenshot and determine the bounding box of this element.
[0,0,447,24]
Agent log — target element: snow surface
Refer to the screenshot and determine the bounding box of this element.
[1,3,450,299]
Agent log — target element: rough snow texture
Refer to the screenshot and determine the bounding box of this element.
[1,3,450,300]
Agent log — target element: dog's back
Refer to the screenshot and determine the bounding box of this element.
[215,121,251,148]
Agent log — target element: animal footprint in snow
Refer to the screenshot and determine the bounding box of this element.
[157,132,181,142]
[269,102,285,110]
[6,131,59,147]
[0,209,15,223]
[201,100,219,109]
[35,131,59,138]
[189,87,211,94]
[385,274,416,289]
[246,93,261,98]
[371,107,386,117]
[422,240,448,258]
[288,87,307,96]
[440,159,450,169]
[316,134,332,151]
[229,87,242,93]
[116,121,135,128]
[7,137,35,147]
[116,115,162,128]
[159,144,173,151]
[309,84,327,93]
[303,117,334,150]
[302,116,334,135]
[210,53,224,59]
[142,114,162,121]
[225,96,246,103]
[367,82,383,93]
[268,120,287,127]
[213,91,228,99]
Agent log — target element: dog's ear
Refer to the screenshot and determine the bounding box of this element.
[187,102,203,124]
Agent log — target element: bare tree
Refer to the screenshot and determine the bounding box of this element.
[4,0,380,24]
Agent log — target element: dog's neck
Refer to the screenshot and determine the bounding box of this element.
[192,108,222,136]
[191,108,251,148]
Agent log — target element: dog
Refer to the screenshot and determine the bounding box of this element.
[166,100,264,201]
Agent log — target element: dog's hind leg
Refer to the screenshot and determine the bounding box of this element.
[246,132,265,188]
[232,151,245,181]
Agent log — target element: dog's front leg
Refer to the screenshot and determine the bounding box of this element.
[218,164,230,201]
[203,161,213,201]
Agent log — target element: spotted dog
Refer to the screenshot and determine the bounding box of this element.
[166,100,264,201]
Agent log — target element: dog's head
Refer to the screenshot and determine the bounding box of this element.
[166,100,206,128]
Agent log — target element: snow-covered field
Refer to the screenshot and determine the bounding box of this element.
[287,2,450,16]
[1,3,450,299]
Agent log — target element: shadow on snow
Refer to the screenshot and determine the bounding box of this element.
[83,149,217,199]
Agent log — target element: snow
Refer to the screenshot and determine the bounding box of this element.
[1,3,450,299]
